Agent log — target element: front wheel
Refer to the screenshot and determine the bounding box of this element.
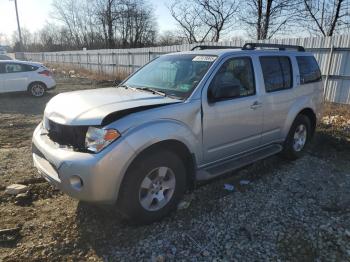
[282,114,311,160]
[28,82,46,97]
[117,150,187,224]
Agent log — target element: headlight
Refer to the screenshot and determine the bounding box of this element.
[85,127,121,153]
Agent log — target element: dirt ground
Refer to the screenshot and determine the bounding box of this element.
[0,77,350,261]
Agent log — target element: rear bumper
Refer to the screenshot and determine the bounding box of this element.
[32,123,135,204]
[43,77,56,90]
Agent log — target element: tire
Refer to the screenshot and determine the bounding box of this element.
[28,82,46,97]
[282,114,312,160]
[117,150,187,224]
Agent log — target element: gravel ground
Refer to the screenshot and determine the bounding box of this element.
[0,78,350,261]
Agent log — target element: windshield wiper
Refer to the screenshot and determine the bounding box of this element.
[135,87,167,97]
[117,84,132,89]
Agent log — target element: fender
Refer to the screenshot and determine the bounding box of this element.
[122,119,201,163]
[282,95,317,138]
[107,118,201,201]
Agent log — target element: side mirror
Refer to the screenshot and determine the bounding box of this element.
[208,83,240,102]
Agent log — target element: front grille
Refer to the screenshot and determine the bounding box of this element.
[48,120,88,150]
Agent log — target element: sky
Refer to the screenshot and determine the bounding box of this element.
[0,0,178,45]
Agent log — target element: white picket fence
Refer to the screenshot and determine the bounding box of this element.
[20,35,350,104]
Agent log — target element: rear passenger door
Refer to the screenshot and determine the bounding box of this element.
[202,56,263,163]
[3,63,29,92]
[258,55,297,144]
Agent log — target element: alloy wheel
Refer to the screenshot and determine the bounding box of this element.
[31,84,45,97]
[293,124,307,152]
[138,166,176,211]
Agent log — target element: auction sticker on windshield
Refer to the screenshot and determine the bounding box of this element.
[192,56,217,62]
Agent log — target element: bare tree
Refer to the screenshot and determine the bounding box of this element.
[52,0,104,48]
[158,30,186,46]
[195,0,239,41]
[169,0,238,43]
[95,0,119,48]
[12,28,32,51]
[115,0,157,47]
[299,0,350,36]
[170,1,211,43]
[240,0,299,40]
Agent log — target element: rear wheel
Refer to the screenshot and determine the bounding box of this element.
[28,82,46,97]
[117,150,186,224]
[282,114,311,160]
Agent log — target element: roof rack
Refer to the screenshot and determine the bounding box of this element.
[242,43,305,52]
[191,45,240,51]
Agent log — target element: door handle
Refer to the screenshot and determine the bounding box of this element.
[250,101,262,110]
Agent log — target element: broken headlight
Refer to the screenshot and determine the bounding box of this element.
[85,127,121,153]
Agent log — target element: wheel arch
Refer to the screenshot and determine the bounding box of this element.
[120,139,196,196]
[297,108,317,137]
[283,96,318,139]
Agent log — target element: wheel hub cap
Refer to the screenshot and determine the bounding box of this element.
[139,166,176,211]
[32,85,44,96]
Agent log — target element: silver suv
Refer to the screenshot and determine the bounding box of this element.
[32,43,323,223]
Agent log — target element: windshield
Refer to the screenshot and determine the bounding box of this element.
[123,54,217,99]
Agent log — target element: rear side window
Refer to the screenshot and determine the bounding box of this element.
[296,56,321,84]
[4,63,26,73]
[260,56,293,92]
[3,63,38,73]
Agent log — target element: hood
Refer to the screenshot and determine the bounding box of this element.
[44,87,180,125]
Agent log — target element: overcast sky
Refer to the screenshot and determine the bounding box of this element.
[0,0,178,45]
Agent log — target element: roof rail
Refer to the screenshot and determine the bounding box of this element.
[242,43,305,52]
[191,45,240,51]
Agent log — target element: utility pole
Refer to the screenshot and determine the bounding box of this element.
[13,0,23,51]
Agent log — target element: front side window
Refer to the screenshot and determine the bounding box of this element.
[124,54,216,99]
[296,56,322,84]
[260,56,293,92]
[208,57,255,101]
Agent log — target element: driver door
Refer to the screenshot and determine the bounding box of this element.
[202,56,263,163]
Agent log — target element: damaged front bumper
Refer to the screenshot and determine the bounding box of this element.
[31,123,135,204]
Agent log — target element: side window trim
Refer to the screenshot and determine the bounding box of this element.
[259,55,293,93]
[207,56,257,102]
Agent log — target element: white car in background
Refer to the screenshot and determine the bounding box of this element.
[0,60,56,97]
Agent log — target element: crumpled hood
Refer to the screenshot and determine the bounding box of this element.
[44,87,180,125]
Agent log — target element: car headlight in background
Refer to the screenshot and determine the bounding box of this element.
[85,127,121,153]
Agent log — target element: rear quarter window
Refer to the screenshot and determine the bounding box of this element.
[296,56,321,84]
[24,64,39,71]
